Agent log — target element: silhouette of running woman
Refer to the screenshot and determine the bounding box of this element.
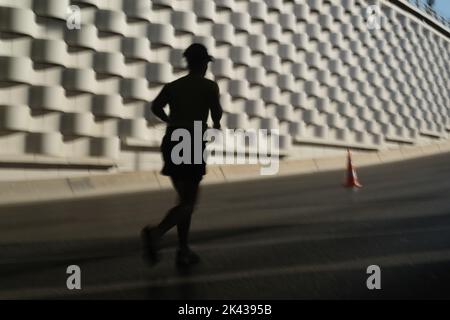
[141,44,223,267]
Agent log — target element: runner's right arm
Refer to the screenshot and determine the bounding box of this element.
[151,85,170,123]
[211,83,223,130]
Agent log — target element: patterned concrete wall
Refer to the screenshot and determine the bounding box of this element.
[0,0,449,179]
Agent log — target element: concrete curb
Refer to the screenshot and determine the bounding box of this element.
[1,140,450,206]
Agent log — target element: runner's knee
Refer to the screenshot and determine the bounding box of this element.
[179,203,194,215]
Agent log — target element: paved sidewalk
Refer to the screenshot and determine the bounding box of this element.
[1,140,450,206]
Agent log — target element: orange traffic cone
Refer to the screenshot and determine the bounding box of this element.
[344,148,362,188]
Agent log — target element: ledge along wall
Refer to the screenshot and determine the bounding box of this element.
[0,0,449,181]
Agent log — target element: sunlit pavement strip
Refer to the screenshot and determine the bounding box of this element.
[192,224,450,253]
[1,249,450,299]
[1,223,450,265]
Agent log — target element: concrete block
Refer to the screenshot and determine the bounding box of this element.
[351,152,381,166]
[437,141,450,153]
[420,143,441,155]
[202,166,226,184]
[89,171,160,193]
[378,149,404,163]
[220,164,262,182]
[399,145,425,159]
[278,159,318,176]
[314,155,346,172]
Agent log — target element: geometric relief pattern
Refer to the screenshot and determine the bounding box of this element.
[0,0,449,171]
